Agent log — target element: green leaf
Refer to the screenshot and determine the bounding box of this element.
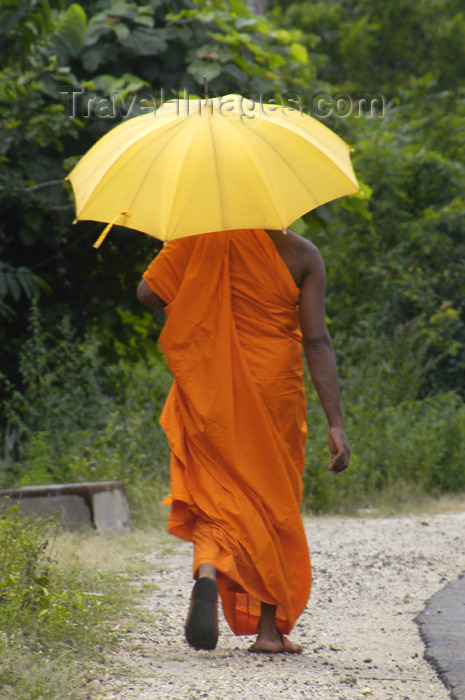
[135,14,154,28]
[107,0,135,15]
[6,272,21,302]
[268,52,287,69]
[289,42,308,64]
[121,27,168,55]
[228,0,249,17]
[113,22,130,41]
[194,11,217,24]
[81,46,107,72]
[187,60,222,83]
[41,4,87,63]
[235,17,259,30]
[272,29,293,43]
[223,63,248,83]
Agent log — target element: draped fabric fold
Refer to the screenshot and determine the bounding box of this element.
[143,229,311,636]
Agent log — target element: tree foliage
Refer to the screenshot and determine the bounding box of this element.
[269,0,465,96]
[0,0,313,379]
[269,0,465,396]
[2,0,465,488]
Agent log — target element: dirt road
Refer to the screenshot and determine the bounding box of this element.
[98,510,465,700]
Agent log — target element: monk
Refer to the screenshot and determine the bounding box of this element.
[137,228,350,654]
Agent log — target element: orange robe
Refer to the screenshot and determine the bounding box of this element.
[143,229,311,636]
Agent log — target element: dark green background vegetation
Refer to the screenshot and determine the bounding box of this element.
[1,0,465,515]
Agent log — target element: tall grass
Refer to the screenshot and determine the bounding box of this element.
[0,505,126,699]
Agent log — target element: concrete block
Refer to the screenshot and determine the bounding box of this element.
[92,486,132,536]
[0,480,131,535]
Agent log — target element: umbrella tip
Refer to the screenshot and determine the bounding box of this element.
[92,211,132,249]
[203,75,209,100]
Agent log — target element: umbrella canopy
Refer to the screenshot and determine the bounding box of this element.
[67,94,360,244]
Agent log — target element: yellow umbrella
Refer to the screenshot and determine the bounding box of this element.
[67,94,360,245]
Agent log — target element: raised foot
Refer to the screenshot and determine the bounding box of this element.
[185,577,219,651]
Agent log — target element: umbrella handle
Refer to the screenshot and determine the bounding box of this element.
[93,211,132,248]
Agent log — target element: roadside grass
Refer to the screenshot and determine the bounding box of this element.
[355,489,465,518]
[53,525,172,576]
[0,645,91,700]
[303,488,465,520]
[0,506,166,700]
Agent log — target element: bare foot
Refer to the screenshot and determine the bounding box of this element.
[249,601,304,653]
[249,634,303,654]
[249,629,283,653]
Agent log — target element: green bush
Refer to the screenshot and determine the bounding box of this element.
[0,505,116,651]
[0,504,127,698]
[1,304,171,496]
[303,390,465,514]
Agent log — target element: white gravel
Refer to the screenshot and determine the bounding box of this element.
[98,510,465,700]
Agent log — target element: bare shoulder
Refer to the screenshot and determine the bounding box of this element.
[265,228,324,287]
[288,230,322,259]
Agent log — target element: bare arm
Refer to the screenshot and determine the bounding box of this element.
[137,279,167,310]
[299,245,350,473]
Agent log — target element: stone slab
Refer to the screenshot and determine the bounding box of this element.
[92,487,132,536]
[0,480,131,535]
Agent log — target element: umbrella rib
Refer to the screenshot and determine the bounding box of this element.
[224,121,319,223]
[250,121,358,201]
[122,114,200,237]
[212,115,358,229]
[206,115,226,231]
[217,117,288,228]
[69,114,162,213]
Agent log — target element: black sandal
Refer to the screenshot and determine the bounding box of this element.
[185,577,219,650]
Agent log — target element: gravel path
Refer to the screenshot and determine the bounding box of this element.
[99,511,465,700]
